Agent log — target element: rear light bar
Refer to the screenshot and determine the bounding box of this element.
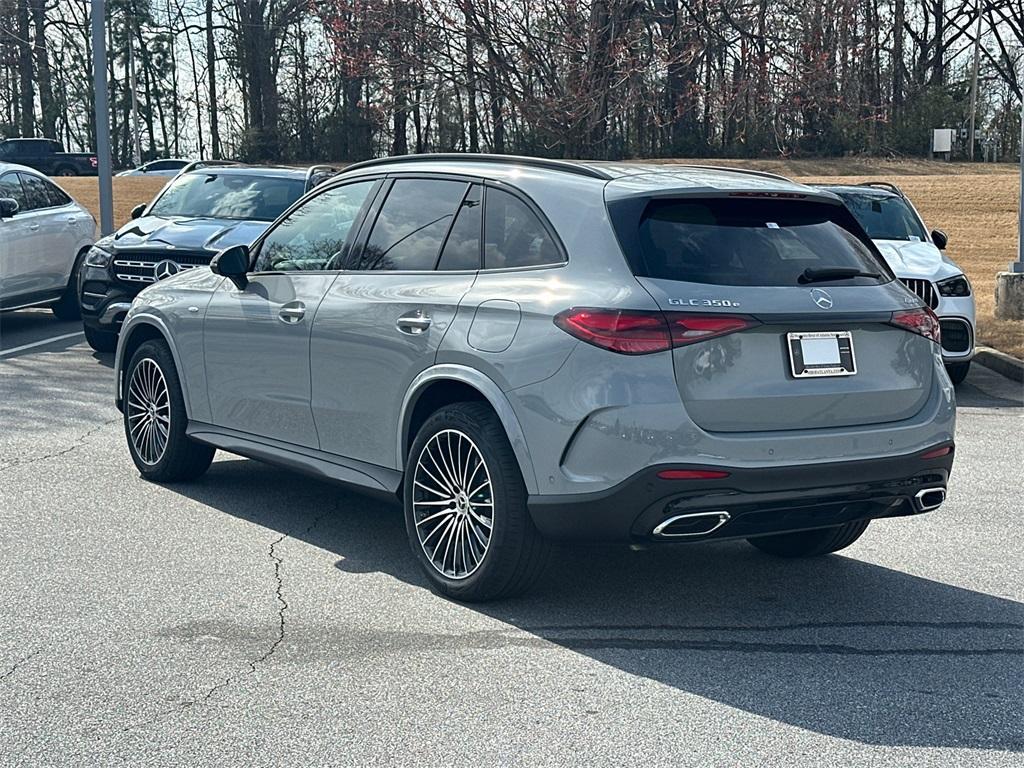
[553,308,760,355]
[657,469,730,480]
[889,307,941,344]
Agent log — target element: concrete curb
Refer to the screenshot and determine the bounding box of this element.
[974,346,1024,383]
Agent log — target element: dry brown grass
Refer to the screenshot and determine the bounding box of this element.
[52,161,1024,359]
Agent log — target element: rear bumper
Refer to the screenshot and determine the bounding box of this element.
[527,444,954,542]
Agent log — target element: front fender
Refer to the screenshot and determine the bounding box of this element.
[115,311,196,418]
[399,365,539,494]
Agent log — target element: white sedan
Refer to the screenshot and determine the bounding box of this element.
[819,182,977,385]
[116,158,192,177]
[0,162,97,320]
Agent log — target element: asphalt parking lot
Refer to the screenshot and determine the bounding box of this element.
[1,308,1022,767]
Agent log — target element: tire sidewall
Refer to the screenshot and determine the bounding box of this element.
[403,404,526,600]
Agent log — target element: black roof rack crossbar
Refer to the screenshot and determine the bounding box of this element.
[342,153,613,181]
[855,181,905,197]
[305,164,342,189]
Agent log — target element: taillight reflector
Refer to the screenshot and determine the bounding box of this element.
[554,308,758,355]
[889,307,941,344]
[657,469,731,480]
[920,445,952,460]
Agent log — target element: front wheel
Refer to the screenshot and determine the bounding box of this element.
[124,340,215,482]
[404,402,552,601]
[84,324,118,352]
[747,520,870,558]
[945,360,971,386]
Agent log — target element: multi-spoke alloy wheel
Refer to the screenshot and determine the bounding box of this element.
[126,358,171,465]
[412,429,493,579]
[403,402,552,601]
[123,340,215,481]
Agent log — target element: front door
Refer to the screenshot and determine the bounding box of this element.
[202,179,378,447]
[311,177,481,467]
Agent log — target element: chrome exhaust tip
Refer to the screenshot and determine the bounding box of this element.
[653,511,730,538]
[914,488,946,512]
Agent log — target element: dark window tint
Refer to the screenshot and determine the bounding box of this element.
[356,179,467,271]
[255,181,375,272]
[437,185,481,270]
[484,188,562,269]
[634,198,890,287]
[19,173,52,210]
[835,192,928,242]
[147,172,306,221]
[0,173,26,210]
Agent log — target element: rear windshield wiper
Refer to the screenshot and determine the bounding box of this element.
[799,267,881,284]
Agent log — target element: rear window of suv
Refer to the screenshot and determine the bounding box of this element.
[630,198,891,287]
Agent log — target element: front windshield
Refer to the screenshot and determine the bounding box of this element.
[147,172,306,221]
[836,192,929,242]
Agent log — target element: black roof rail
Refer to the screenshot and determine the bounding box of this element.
[305,164,342,189]
[855,181,905,198]
[342,153,613,181]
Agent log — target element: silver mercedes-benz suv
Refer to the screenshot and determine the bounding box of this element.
[114,154,956,601]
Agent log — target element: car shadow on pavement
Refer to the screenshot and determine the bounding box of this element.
[167,457,1024,752]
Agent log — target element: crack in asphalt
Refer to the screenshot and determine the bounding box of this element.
[0,418,120,473]
[121,511,329,734]
[1,649,42,682]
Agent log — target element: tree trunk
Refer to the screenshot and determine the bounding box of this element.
[206,0,220,158]
[16,0,33,136]
[31,0,56,139]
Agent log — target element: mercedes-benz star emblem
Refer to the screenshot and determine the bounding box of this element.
[810,288,833,310]
[154,260,181,281]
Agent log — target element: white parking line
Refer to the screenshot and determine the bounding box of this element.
[0,331,85,358]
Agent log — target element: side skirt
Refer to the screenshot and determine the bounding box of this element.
[186,421,403,501]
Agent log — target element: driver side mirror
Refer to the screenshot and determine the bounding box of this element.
[931,229,948,250]
[210,244,250,290]
[130,203,146,219]
[0,197,19,219]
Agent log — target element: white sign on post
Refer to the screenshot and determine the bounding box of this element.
[932,129,955,154]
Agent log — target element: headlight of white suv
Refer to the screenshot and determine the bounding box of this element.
[85,246,112,268]
[937,275,971,297]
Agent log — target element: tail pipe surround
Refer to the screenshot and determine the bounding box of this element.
[652,511,731,538]
[914,488,946,512]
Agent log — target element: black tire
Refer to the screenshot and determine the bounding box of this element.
[945,361,971,386]
[55,165,77,177]
[124,339,214,482]
[747,520,870,558]
[403,402,552,601]
[84,324,118,353]
[51,251,85,321]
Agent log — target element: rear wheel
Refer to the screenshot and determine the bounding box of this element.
[945,361,971,386]
[84,324,118,353]
[55,166,77,177]
[404,402,551,601]
[51,251,85,320]
[747,520,870,558]
[124,340,214,482]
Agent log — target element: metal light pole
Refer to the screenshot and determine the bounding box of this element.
[91,0,114,235]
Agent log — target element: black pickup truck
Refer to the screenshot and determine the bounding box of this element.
[0,138,98,176]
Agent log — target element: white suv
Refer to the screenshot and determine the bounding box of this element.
[818,183,976,384]
[0,162,96,320]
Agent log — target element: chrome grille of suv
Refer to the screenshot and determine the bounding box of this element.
[112,251,211,284]
[899,278,939,309]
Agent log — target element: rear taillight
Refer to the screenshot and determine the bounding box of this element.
[657,469,731,480]
[889,307,941,344]
[554,308,758,355]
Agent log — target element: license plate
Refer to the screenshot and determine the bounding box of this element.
[787,331,856,378]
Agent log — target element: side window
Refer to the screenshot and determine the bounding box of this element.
[43,178,71,207]
[484,187,563,269]
[0,173,27,211]
[254,180,375,272]
[19,173,52,211]
[355,178,467,271]
[437,185,481,271]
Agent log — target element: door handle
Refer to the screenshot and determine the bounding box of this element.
[278,303,306,324]
[29,223,40,231]
[396,312,432,334]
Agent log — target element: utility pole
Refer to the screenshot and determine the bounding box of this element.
[91,0,113,235]
[967,0,983,161]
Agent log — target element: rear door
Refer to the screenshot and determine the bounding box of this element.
[19,173,83,292]
[203,179,377,447]
[310,176,478,467]
[611,194,936,432]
